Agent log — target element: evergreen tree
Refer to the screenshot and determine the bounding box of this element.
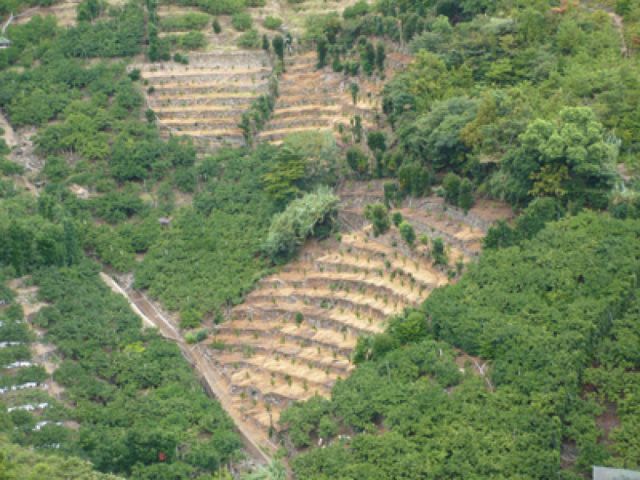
[361,40,376,75]
[350,83,359,105]
[399,221,416,247]
[375,42,386,72]
[442,173,461,205]
[458,178,474,213]
[63,219,79,266]
[316,37,328,68]
[365,203,390,236]
[272,35,285,69]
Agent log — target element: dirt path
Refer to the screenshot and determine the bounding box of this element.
[581,0,629,57]
[99,272,275,466]
[609,11,629,57]
[7,277,66,401]
[0,110,17,148]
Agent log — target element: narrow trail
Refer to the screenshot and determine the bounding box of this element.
[0,110,17,148]
[99,272,275,466]
[609,11,629,57]
[581,0,629,57]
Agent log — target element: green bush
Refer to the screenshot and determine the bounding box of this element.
[263,16,282,30]
[263,187,339,262]
[442,172,461,205]
[364,203,390,237]
[160,12,210,31]
[342,0,368,19]
[176,31,206,50]
[346,147,369,177]
[231,12,252,31]
[399,221,416,247]
[237,29,260,48]
[431,237,447,265]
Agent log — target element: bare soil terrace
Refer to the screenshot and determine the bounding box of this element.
[199,182,512,436]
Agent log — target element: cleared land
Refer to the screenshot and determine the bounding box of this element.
[201,182,512,435]
[133,50,272,148]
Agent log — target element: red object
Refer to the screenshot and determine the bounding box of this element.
[158,452,167,462]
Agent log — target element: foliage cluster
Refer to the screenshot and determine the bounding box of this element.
[282,213,640,478]
[28,262,242,478]
[135,147,279,321]
[308,1,640,211]
[263,187,339,262]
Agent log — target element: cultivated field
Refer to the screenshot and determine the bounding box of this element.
[133,50,272,148]
[201,182,512,435]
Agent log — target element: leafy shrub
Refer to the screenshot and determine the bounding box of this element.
[364,203,390,237]
[346,147,369,177]
[175,31,206,50]
[398,221,415,247]
[160,12,210,31]
[263,187,339,262]
[431,237,447,265]
[397,162,430,197]
[442,172,461,204]
[231,12,252,31]
[237,29,260,48]
[263,16,282,30]
[343,0,368,19]
[77,0,106,22]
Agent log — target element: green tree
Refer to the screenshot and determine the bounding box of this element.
[77,0,105,22]
[367,131,386,153]
[431,237,447,265]
[400,97,478,173]
[361,40,376,75]
[442,173,461,205]
[350,83,359,105]
[364,203,390,237]
[375,42,386,72]
[263,187,339,262]
[231,12,252,31]
[63,219,79,266]
[262,146,306,205]
[272,35,285,66]
[399,221,415,247]
[212,18,221,33]
[500,107,618,207]
[351,115,363,143]
[458,178,474,213]
[346,147,369,177]
[398,162,430,197]
[316,37,328,68]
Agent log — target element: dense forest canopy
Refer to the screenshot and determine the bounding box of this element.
[311,0,640,211]
[283,213,640,478]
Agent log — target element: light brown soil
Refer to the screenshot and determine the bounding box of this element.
[205,185,511,435]
[7,277,68,401]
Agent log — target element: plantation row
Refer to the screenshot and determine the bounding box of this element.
[200,193,503,435]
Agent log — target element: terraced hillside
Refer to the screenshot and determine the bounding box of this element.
[199,183,512,435]
[12,0,126,26]
[12,0,82,27]
[259,52,347,144]
[259,47,411,145]
[133,50,272,149]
